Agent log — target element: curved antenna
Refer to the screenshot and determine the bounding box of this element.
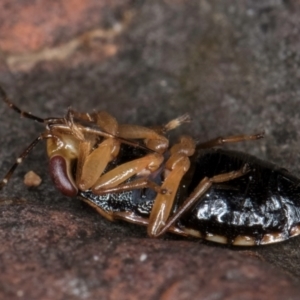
[0,133,52,190]
[0,84,153,150]
[0,85,45,123]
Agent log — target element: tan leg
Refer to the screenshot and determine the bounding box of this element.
[77,138,121,190]
[90,177,164,195]
[91,153,164,193]
[91,136,195,200]
[118,114,191,153]
[118,124,169,153]
[161,113,191,133]
[147,136,196,237]
[147,155,190,237]
[149,113,191,134]
[149,164,250,237]
[49,122,161,151]
[93,111,118,135]
[68,109,189,144]
[65,111,192,197]
[65,109,94,122]
[75,141,92,187]
[66,109,118,135]
[197,132,264,149]
[68,109,168,191]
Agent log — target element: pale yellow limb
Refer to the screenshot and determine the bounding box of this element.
[155,165,250,237]
[90,177,164,195]
[78,138,120,190]
[75,141,92,187]
[197,132,264,149]
[93,111,118,135]
[147,154,190,237]
[91,153,164,193]
[118,124,169,153]
[118,114,191,153]
[147,135,196,237]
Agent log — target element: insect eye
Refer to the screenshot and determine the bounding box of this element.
[49,155,78,197]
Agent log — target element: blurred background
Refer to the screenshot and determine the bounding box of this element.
[0,1,300,299]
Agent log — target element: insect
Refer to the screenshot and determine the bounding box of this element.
[1,85,300,246]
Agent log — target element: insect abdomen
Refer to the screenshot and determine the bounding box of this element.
[179,149,300,245]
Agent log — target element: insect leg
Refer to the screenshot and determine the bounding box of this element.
[0,133,52,190]
[151,164,250,237]
[66,109,119,135]
[66,110,190,151]
[64,110,154,151]
[153,113,191,133]
[65,108,124,191]
[87,177,164,195]
[91,153,164,194]
[118,114,190,153]
[118,124,169,153]
[197,132,264,149]
[77,138,121,190]
[147,136,196,237]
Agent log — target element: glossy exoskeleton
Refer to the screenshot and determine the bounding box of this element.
[1,84,300,246]
[81,145,300,246]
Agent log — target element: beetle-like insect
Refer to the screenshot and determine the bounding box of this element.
[1,85,300,246]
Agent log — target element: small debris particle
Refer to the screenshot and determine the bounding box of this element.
[16,290,24,297]
[24,171,42,187]
[140,253,147,262]
[93,255,99,261]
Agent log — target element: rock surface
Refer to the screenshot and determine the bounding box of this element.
[0,0,300,299]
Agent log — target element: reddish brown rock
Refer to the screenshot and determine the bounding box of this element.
[1,0,300,299]
[0,0,131,54]
[0,202,299,299]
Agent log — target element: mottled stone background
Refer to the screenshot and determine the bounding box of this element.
[1,1,300,299]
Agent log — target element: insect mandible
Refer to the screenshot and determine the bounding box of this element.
[1,84,300,246]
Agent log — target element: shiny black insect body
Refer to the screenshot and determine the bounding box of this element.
[81,146,300,246]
